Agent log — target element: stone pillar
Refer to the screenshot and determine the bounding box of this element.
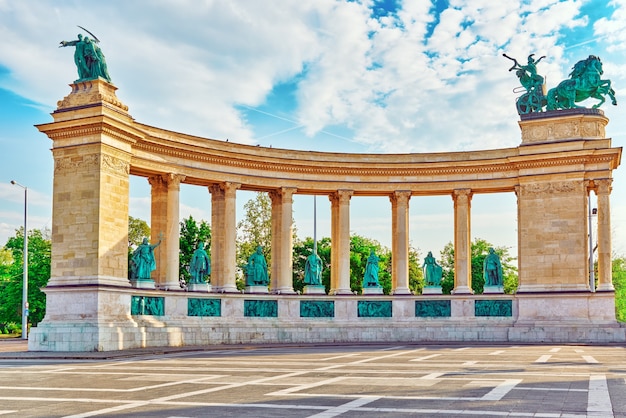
[452,189,473,294]
[595,179,614,291]
[517,180,589,292]
[390,191,412,295]
[49,145,132,287]
[222,182,241,292]
[270,188,296,294]
[329,190,353,295]
[148,173,185,290]
[209,184,225,290]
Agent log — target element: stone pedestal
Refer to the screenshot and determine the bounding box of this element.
[483,285,504,294]
[188,283,211,293]
[245,285,269,294]
[303,285,326,295]
[130,279,156,289]
[363,286,384,295]
[422,286,443,295]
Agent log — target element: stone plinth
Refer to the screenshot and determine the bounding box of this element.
[519,109,608,145]
[131,279,156,289]
[245,285,269,294]
[303,285,326,295]
[188,283,211,293]
[362,286,384,295]
[423,286,443,295]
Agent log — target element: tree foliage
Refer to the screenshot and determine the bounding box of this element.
[237,193,273,278]
[0,228,51,330]
[439,238,517,294]
[614,256,626,322]
[179,216,211,286]
[128,216,151,247]
[292,237,331,293]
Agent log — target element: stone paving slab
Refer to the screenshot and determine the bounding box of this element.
[0,340,625,417]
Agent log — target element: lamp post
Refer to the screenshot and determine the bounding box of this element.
[588,196,597,293]
[10,180,28,339]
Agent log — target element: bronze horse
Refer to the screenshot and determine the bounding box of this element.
[547,55,617,110]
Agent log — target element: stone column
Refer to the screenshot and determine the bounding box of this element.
[595,179,614,291]
[329,190,353,295]
[209,184,225,290]
[270,188,296,294]
[222,182,241,293]
[452,189,473,294]
[390,191,412,295]
[149,173,185,290]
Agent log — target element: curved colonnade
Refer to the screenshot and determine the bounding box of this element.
[29,80,623,351]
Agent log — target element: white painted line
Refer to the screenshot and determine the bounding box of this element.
[305,396,380,418]
[549,347,561,353]
[0,412,17,416]
[320,353,359,361]
[420,372,444,379]
[349,348,425,364]
[535,355,551,363]
[380,345,407,351]
[489,350,505,355]
[410,354,441,362]
[462,360,478,366]
[582,355,599,364]
[481,379,522,401]
[575,349,584,353]
[588,374,613,416]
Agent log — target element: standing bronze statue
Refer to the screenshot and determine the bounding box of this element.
[60,27,112,83]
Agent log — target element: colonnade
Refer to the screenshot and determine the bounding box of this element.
[144,176,614,295]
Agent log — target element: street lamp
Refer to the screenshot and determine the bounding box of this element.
[588,197,597,293]
[10,180,28,339]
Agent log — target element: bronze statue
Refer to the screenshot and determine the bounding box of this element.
[60,27,112,83]
[189,242,211,284]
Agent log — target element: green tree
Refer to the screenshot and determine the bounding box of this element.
[179,216,211,286]
[439,238,517,295]
[128,216,151,247]
[128,216,151,278]
[292,237,331,293]
[237,192,273,279]
[408,246,424,294]
[0,228,51,329]
[349,235,391,294]
[613,256,626,322]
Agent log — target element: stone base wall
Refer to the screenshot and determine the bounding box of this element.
[27,287,625,352]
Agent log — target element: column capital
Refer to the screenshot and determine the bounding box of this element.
[148,173,186,190]
[594,178,613,195]
[330,189,353,204]
[269,187,297,204]
[452,188,472,200]
[390,190,412,205]
[209,181,241,197]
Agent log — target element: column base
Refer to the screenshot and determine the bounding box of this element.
[391,287,411,295]
[451,286,473,295]
[159,282,183,291]
[596,283,615,292]
[273,287,297,295]
[215,284,241,294]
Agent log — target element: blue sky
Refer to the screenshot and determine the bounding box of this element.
[1,0,626,260]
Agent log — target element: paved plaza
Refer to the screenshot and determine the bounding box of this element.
[0,340,625,417]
